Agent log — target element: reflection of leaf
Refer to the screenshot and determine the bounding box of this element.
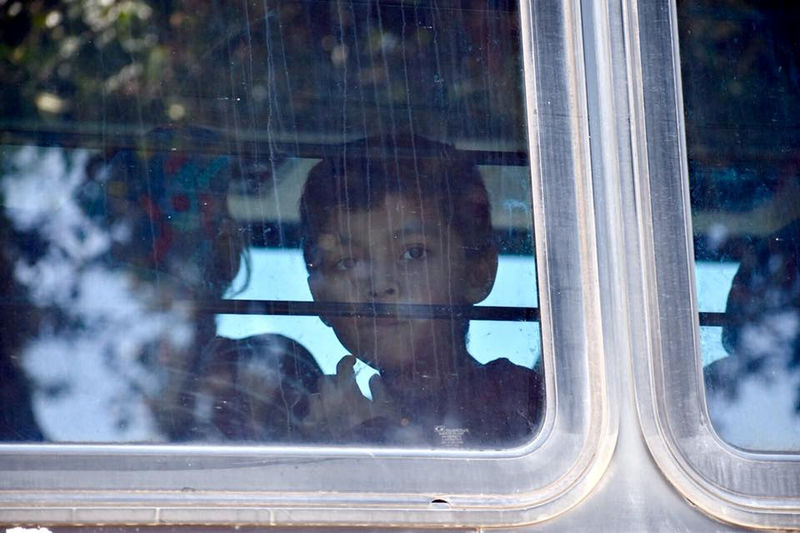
[679,1,800,165]
[2,0,528,142]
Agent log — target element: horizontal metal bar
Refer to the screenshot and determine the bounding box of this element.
[698,311,728,327]
[0,126,530,165]
[200,299,540,322]
[0,298,729,325]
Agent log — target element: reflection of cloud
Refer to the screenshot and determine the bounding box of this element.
[705,222,729,252]
[4,147,88,231]
[740,311,798,358]
[23,328,158,441]
[3,146,193,442]
[707,367,800,451]
[3,148,110,306]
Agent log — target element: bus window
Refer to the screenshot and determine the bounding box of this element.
[0,2,543,447]
[629,0,800,526]
[678,0,800,452]
[0,1,613,527]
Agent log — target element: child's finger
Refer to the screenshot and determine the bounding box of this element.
[369,374,391,406]
[335,355,358,389]
[306,393,323,426]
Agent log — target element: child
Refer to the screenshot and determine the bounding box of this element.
[299,134,544,447]
[90,126,322,441]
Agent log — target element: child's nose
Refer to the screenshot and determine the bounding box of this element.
[367,266,400,300]
[368,279,399,299]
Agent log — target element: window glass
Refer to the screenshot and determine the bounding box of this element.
[0,1,542,448]
[678,1,800,451]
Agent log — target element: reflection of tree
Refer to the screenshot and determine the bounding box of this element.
[704,220,800,450]
[1,0,527,145]
[679,0,800,226]
[679,1,800,171]
[1,145,182,440]
[1,130,323,442]
[0,201,43,441]
[679,2,800,449]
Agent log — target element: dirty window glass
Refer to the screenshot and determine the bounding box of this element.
[0,1,542,447]
[679,1,800,451]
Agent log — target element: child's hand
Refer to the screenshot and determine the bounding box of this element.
[303,355,399,440]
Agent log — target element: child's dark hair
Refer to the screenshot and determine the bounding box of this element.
[300,134,495,271]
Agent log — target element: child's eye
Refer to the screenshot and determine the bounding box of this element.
[401,246,428,261]
[334,257,358,271]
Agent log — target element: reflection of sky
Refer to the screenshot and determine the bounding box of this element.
[217,249,541,394]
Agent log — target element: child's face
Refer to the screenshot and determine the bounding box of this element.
[308,193,490,376]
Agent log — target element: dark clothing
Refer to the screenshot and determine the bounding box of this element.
[349,358,545,448]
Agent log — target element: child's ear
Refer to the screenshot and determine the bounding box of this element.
[463,245,499,304]
[307,273,333,327]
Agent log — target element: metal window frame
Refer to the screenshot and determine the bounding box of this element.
[627,0,800,528]
[0,0,615,527]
